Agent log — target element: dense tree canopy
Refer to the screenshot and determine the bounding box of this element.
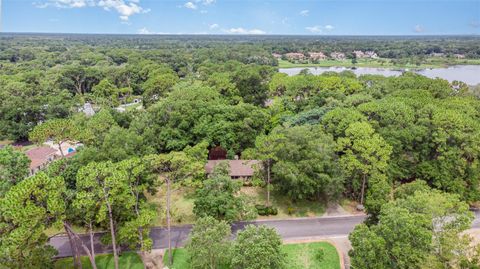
[0,173,66,268]
[0,146,30,197]
[137,82,269,154]
[2,34,480,268]
[349,184,475,269]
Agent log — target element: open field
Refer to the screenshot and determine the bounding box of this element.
[54,252,143,269]
[164,241,340,269]
[278,58,480,69]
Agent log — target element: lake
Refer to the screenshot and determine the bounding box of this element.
[279,65,480,86]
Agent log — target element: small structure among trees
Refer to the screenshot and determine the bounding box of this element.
[205,160,260,181]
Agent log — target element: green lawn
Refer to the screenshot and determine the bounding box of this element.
[54,252,143,269]
[242,186,326,219]
[164,241,340,269]
[283,242,340,269]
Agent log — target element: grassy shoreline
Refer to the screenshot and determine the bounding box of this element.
[277,59,480,69]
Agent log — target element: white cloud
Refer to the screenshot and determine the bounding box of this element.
[138,27,153,34]
[184,1,197,9]
[137,28,173,35]
[35,0,95,8]
[225,27,266,35]
[306,25,322,33]
[299,9,309,16]
[209,23,219,29]
[414,24,425,33]
[98,0,149,21]
[35,0,148,21]
[306,25,334,34]
[202,0,215,5]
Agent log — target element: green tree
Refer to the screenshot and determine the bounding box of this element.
[243,133,285,206]
[231,225,285,269]
[193,163,255,222]
[0,72,73,141]
[137,82,268,154]
[269,125,343,201]
[0,146,30,197]
[349,186,474,269]
[116,157,156,261]
[96,126,155,162]
[142,69,179,107]
[364,173,392,222]
[185,216,232,269]
[75,161,133,269]
[0,173,65,268]
[146,150,205,266]
[29,118,79,157]
[337,122,392,205]
[91,79,120,107]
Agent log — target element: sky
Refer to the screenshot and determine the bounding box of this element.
[2,0,480,35]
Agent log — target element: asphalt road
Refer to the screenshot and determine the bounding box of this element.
[50,210,480,258]
[50,214,366,258]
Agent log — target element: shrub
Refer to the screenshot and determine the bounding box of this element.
[255,204,278,216]
[314,247,325,262]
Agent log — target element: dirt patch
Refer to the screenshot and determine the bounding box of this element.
[323,203,349,217]
[141,249,165,269]
[464,228,480,245]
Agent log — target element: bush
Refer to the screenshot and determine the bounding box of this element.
[185,217,232,269]
[255,204,278,216]
[314,247,325,262]
[231,225,285,269]
[287,207,296,215]
[243,180,253,187]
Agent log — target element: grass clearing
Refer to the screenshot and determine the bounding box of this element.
[164,241,340,269]
[147,184,196,226]
[54,252,143,269]
[147,185,326,226]
[283,242,340,269]
[241,186,326,219]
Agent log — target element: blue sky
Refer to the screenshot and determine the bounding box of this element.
[2,0,480,35]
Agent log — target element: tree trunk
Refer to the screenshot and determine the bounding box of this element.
[58,141,65,157]
[266,160,271,207]
[106,201,119,269]
[64,222,97,269]
[89,221,95,259]
[132,185,147,269]
[167,177,172,266]
[64,223,82,269]
[360,174,367,205]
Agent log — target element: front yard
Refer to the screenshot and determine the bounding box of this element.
[164,241,341,269]
[148,185,327,226]
[54,252,143,269]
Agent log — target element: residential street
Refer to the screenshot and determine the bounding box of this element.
[50,211,480,258]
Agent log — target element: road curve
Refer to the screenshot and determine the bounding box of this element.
[50,210,480,258]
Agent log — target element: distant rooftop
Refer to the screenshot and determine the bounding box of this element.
[205,160,261,178]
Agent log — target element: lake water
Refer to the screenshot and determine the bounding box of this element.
[279,65,480,86]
